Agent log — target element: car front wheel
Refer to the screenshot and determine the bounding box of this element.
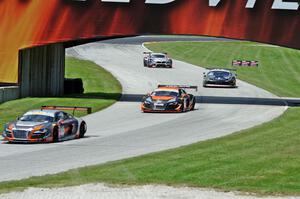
[79,122,87,138]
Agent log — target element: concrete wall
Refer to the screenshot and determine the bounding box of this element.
[0,86,19,103]
[19,43,65,97]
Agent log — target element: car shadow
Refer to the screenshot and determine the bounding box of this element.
[1,135,100,145]
[203,85,238,89]
[120,93,299,107]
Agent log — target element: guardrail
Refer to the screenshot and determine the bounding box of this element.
[0,86,20,103]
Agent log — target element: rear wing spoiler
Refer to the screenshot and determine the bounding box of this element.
[143,52,168,55]
[158,85,198,91]
[41,106,92,115]
[205,68,237,71]
[232,60,259,67]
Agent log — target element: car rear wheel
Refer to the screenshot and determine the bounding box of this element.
[191,99,196,110]
[53,127,59,143]
[79,122,87,138]
[180,102,185,112]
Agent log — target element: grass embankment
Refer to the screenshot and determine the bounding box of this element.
[1,108,300,195]
[146,41,300,97]
[0,57,122,128]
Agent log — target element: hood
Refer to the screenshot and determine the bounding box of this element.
[151,96,175,101]
[15,121,48,130]
[152,58,166,62]
[209,75,229,80]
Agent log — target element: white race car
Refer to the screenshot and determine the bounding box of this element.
[143,52,173,68]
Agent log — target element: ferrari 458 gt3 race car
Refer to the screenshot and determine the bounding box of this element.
[203,68,237,88]
[143,52,173,68]
[2,106,88,143]
[141,85,197,113]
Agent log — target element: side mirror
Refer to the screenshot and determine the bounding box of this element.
[143,93,150,98]
[16,116,20,121]
[58,119,64,125]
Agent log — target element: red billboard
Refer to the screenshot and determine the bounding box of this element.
[0,0,299,83]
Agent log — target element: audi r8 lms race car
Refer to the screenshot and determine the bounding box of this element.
[2,106,88,143]
[203,68,237,88]
[141,85,197,113]
[143,52,173,68]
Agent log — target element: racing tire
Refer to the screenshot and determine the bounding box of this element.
[232,81,237,88]
[180,102,185,112]
[53,127,59,143]
[79,122,87,138]
[191,99,196,111]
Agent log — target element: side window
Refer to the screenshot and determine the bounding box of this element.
[62,112,69,120]
[66,113,73,119]
[55,112,64,122]
[179,89,182,96]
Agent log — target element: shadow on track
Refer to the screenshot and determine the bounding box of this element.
[120,94,300,107]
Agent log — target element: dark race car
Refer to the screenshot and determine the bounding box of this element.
[203,68,237,88]
[143,52,173,68]
[141,85,197,113]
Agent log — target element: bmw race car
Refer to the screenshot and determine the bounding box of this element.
[203,68,237,88]
[2,106,88,143]
[143,52,173,68]
[141,85,197,113]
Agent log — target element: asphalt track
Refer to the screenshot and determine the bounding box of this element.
[0,36,286,182]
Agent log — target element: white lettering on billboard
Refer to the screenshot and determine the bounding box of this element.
[271,0,299,10]
[100,0,299,10]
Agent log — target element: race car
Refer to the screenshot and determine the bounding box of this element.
[143,52,173,68]
[141,85,197,113]
[203,68,237,88]
[2,106,88,143]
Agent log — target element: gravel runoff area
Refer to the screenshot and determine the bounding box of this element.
[1,184,300,199]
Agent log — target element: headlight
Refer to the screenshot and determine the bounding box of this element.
[208,75,215,80]
[4,124,14,132]
[4,128,10,132]
[33,128,47,134]
[32,125,49,134]
[224,75,232,80]
[168,98,178,105]
[168,98,176,103]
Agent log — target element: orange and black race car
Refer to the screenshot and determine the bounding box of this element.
[141,85,197,113]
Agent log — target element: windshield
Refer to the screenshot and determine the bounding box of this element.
[208,71,231,77]
[20,115,54,123]
[152,54,166,58]
[152,91,179,97]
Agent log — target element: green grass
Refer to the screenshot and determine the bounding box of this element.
[0,57,122,128]
[0,107,300,195]
[146,41,300,97]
